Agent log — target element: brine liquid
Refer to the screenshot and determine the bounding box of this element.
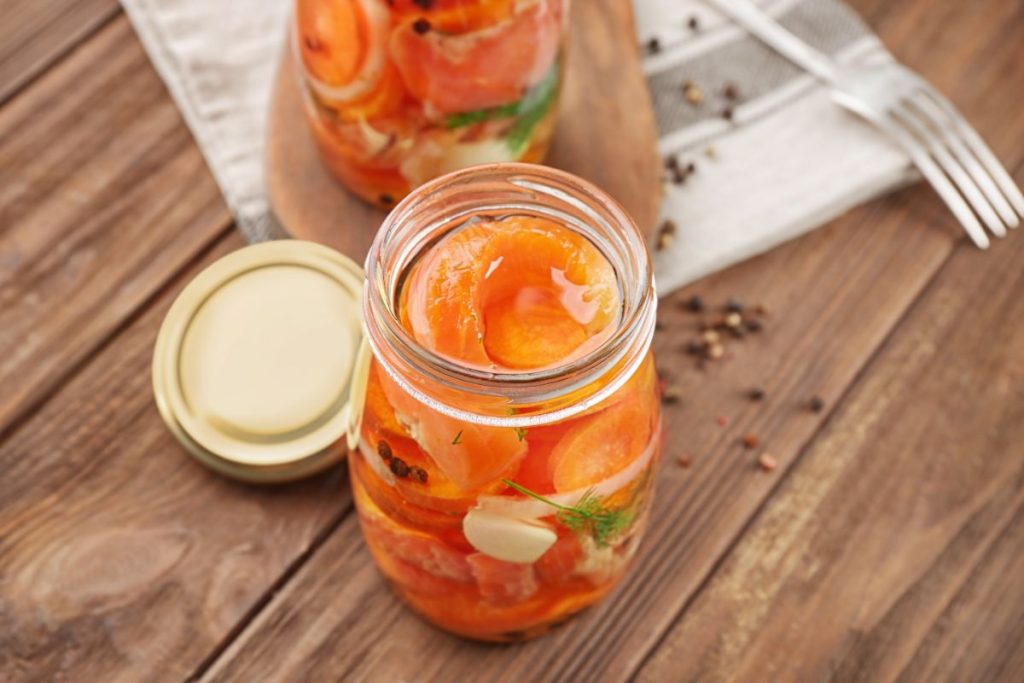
[353,214,661,640]
[296,0,565,207]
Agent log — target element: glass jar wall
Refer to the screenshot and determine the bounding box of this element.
[294,0,568,209]
[358,163,660,641]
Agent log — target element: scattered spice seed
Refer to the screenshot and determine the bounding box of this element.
[412,18,432,34]
[715,415,728,427]
[742,433,760,449]
[686,295,705,312]
[304,35,322,51]
[655,219,677,251]
[413,0,434,7]
[725,298,744,313]
[377,440,393,461]
[390,457,411,478]
[809,396,826,413]
[688,16,700,30]
[686,161,697,175]
[724,312,743,328]
[753,304,768,316]
[682,81,704,105]
[379,193,395,205]
[704,145,718,159]
[748,387,766,401]
[451,430,463,445]
[677,453,692,468]
[707,343,725,360]
[655,320,665,332]
[685,339,704,355]
[662,384,683,404]
[410,466,429,483]
[722,106,734,121]
[758,453,778,472]
[745,318,764,333]
[646,37,661,54]
[665,155,679,170]
[700,329,720,345]
[723,82,739,100]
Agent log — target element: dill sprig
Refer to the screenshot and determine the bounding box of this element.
[502,479,638,548]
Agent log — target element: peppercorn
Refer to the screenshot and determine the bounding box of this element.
[390,457,411,478]
[745,318,764,333]
[646,37,661,54]
[725,298,744,313]
[685,339,704,355]
[688,16,700,30]
[377,440,393,461]
[379,193,395,205]
[742,433,760,449]
[686,295,705,312]
[748,387,766,401]
[412,18,431,34]
[410,466,429,483]
[413,0,435,8]
[809,396,826,413]
[723,82,739,100]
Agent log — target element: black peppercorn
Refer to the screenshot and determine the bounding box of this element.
[390,457,411,478]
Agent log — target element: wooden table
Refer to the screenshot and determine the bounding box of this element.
[2,1,1022,680]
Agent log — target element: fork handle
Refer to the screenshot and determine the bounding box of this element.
[706,0,840,83]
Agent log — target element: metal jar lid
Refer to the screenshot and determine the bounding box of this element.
[152,240,371,483]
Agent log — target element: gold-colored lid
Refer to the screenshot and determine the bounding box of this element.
[153,240,370,483]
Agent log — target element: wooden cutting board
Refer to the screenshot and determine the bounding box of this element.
[266,0,662,260]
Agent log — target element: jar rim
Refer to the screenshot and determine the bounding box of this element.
[362,162,657,427]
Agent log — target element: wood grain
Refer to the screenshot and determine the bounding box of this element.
[198,186,950,683]
[0,16,231,436]
[195,0,1024,674]
[0,230,352,682]
[1,0,1023,680]
[635,192,1024,683]
[266,0,662,255]
[0,0,118,104]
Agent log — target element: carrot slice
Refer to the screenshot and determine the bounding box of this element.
[296,0,368,86]
[389,3,561,113]
[549,399,654,492]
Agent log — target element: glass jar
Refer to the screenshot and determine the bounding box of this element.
[357,163,660,641]
[293,0,569,209]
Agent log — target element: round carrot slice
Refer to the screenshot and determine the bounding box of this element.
[389,2,561,113]
[296,0,369,86]
[388,0,516,31]
[549,400,654,492]
[401,216,619,370]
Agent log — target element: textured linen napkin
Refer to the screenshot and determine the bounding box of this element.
[121,0,912,294]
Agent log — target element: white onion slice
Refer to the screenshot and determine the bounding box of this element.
[358,438,395,485]
[475,415,663,519]
[295,0,391,104]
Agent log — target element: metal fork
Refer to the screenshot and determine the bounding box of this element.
[708,0,1024,248]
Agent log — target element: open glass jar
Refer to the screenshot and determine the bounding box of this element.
[358,163,661,641]
[294,0,568,209]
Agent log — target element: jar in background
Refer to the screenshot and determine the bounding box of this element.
[294,0,569,209]
[357,163,661,641]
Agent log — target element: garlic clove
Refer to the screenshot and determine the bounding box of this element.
[462,510,557,564]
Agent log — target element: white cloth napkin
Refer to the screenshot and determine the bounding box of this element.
[121,0,912,294]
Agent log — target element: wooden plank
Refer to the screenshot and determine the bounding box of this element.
[0,0,118,104]
[635,195,1024,683]
[197,189,948,683]
[0,16,231,436]
[196,0,1024,675]
[0,230,353,682]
